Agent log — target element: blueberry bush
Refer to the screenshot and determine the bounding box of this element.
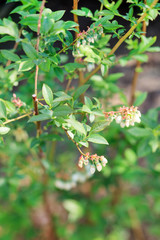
[0,0,160,239]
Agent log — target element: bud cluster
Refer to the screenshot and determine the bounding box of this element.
[12,93,23,108]
[78,152,108,174]
[73,24,104,57]
[104,106,141,128]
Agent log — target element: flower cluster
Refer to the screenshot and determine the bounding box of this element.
[104,106,141,128]
[78,152,108,174]
[12,93,23,108]
[73,24,104,57]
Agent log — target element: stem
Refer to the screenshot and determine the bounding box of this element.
[62,126,85,156]
[129,61,141,106]
[129,0,147,106]
[35,0,46,96]
[73,0,85,101]
[3,112,31,125]
[83,0,158,84]
[65,78,72,93]
[56,38,78,56]
[73,0,80,38]
[32,94,42,137]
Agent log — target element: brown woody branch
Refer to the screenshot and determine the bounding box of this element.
[73,0,80,39]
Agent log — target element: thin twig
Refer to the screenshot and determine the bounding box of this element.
[3,112,32,125]
[62,126,85,156]
[33,0,45,137]
[35,0,46,96]
[55,38,78,56]
[65,78,72,93]
[83,0,158,84]
[32,94,42,137]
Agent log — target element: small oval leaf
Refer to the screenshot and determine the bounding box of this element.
[0,126,10,135]
[42,84,53,106]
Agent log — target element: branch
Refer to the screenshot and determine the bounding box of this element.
[32,94,42,137]
[62,126,85,156]
[3,112,31,125]
[73,0,80,39]
[35,0,46,96]
[73,0,85,102]
[83,0,159,84]
[56,38,78,56]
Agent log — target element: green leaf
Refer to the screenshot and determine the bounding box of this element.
[85,96,93,109]
[133,54,148,62]
[87,133,109,145]
[0,126,10,135]
[0,36,15,43]
[134,92,147,106]
[73,85,90,100]
[0,19,18,38]
[51,10,65,21]
[5,101,16,114]
[66,118,86,135]
[54,67,64,82]
[139,36,157,53]
[124,148,137,164]
[82,105,92,114]
[53,93,72,103]
[22,42,38,59]
[41,16,53,34]
[1,50,20,62]
[71,10,86,16]
[53,105,73,117]
[147,47,160,52]
[20,14,39,26]
[0,101,7,119]
[39,59,51,72]
[64,62,85,73]
[137,138,152,157]
[127,127,152,137]
[28,114,52,122]
[95,10,114,20]
[91,121,109,132]
[64,21,79,30]
[105,72,124,82]
[18,60,35,72]
[42,84,53,107]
